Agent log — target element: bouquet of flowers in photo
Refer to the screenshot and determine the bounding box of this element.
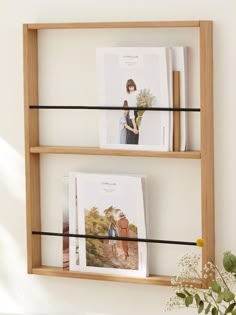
[136,89,156,128]
[166,251,236,315]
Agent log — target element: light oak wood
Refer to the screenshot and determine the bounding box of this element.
[173,71,181,151]
[29,146,201,159]
[23,25,41,273]
[200,21,215,287]
[32,266,202,287]
[27,21,200,30]
[23,20,214,286]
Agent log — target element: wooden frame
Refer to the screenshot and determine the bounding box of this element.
[23,20,214,286]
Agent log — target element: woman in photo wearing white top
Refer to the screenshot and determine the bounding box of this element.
[126,79,139,144]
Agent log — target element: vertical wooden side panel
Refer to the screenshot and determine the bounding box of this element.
[23,24,41,272]
[200,21,215,280]
[173,71,181,151]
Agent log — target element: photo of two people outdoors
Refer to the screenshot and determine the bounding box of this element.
[85,206,139,270]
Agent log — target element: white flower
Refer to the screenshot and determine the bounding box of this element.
[167,252,236,314]
[178,253,200,270]
[173,253,201,283]
[215,270,236,289]
[166,295,185,311]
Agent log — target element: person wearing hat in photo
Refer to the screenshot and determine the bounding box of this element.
[117,211,129,260]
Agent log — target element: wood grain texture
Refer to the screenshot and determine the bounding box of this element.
[27,21,200,30]
[29,146,201,159]
[23,24,41,273]
[173,71,181,151]
[200,21,215,286]
[23,20,214,286]
[32,266,202,287]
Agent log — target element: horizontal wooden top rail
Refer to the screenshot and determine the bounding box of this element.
[30,146,201,159]
[26,21,201,30]
[32,266,203,287]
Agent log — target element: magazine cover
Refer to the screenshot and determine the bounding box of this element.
[96,47,171,151]
[69,172,147,277]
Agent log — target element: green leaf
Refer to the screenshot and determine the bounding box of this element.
[211,307,218,315]
[211,280,221,293]
[223,252,236,273]
[204,292,210,303]
[184,289,192,296]
[225,303,236,313]
[195,293,201,306]
[231,309,236,315]
[224,289,235,302]
[185,295,193,307]
[216,292,225,303]
[176,292,186,299]
[205,303,211,314]
[198,301,204,314]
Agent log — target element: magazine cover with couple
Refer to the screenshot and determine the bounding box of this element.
[68,172,148,277]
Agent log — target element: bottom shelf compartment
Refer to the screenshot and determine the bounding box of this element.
[31,266,202,287]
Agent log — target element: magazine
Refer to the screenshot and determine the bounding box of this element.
[68,173,80,269]
[96,47,171,151]
[167,48,174,151]
[63,176,69,269]
[69,172,148,277]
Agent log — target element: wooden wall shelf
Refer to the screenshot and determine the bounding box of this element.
[23,20,214,286]
[29,146,201,159]
[32,266,202,287]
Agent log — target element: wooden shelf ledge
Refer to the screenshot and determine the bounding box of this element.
[30,146,201,159]
[32,266,202,287]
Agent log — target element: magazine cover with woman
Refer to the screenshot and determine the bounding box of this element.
[96,47,171,151]
[69,172,148,277]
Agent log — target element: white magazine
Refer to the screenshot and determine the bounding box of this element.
[69,174,80,269]
[96,47,170,151]
[63,176,69,269]
[167,48,174,151]
[69,172,148,277]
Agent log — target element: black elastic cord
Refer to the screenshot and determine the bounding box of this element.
[32,230,197,246]
[29,105,200,112]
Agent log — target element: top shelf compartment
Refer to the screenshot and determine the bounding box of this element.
[33,22,202,154]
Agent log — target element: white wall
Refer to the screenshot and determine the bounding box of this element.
[0,0,236,315]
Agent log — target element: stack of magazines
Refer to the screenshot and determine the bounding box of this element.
[63,172,148,277]
[96,46,188,152]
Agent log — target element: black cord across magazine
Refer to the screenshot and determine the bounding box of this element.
[29,105,200,112]
[32,230,199,246]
